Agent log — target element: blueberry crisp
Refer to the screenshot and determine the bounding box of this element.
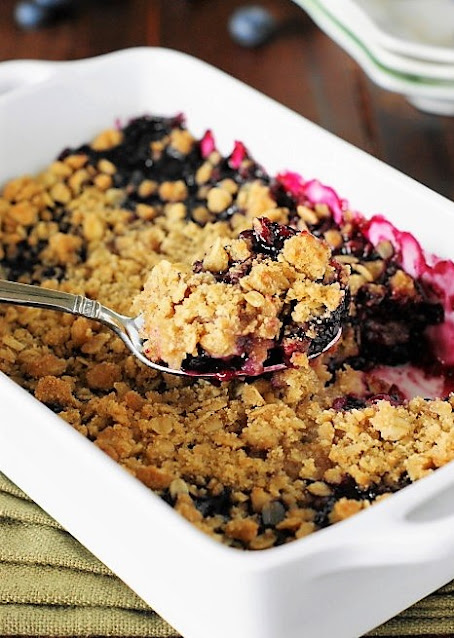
[0,114,452,550]
[134,217,349,375]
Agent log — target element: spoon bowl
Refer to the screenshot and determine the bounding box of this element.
[0,280,342,379]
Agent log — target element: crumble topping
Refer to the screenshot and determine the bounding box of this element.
[134,217,348,374]
[0,114,451,550]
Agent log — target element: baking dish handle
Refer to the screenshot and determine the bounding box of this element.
[324,513,454,573]
[0,60,61,97]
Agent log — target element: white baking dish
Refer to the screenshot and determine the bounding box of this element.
[302,0,454,80]
[295,0,454,116]
[325,0,454,63]
[2,47,454,638]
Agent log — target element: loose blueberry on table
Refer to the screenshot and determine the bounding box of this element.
[14,0,73,29]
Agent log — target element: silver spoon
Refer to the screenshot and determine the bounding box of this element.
[0,279,342,379]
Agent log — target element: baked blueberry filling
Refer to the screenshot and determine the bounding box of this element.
[0,114,452,550]
[134,216,349,376]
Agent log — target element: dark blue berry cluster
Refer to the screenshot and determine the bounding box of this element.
[14,0,72,30]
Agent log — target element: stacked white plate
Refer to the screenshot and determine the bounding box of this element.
[295,0,454,115]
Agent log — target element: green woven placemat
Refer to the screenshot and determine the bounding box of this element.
[0,472,453,637]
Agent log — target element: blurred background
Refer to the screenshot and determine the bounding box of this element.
[1,0,454,202]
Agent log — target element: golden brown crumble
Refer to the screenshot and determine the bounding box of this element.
[0,115,451,549]
[134,221,346,372]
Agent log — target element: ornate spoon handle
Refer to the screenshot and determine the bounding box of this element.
[0,279,103,319]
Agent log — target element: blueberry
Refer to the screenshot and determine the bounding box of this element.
[35,0,72,7]
[228,5,277,48]
[14,1,51,29]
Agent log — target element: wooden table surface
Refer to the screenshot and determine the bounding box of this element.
[0,1,452,637]
[2,0,454,201]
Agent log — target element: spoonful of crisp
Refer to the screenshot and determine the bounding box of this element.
[0,218,348,380]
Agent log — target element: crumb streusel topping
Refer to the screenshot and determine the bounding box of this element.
[134,216,348,374]
[0,115,451,550]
